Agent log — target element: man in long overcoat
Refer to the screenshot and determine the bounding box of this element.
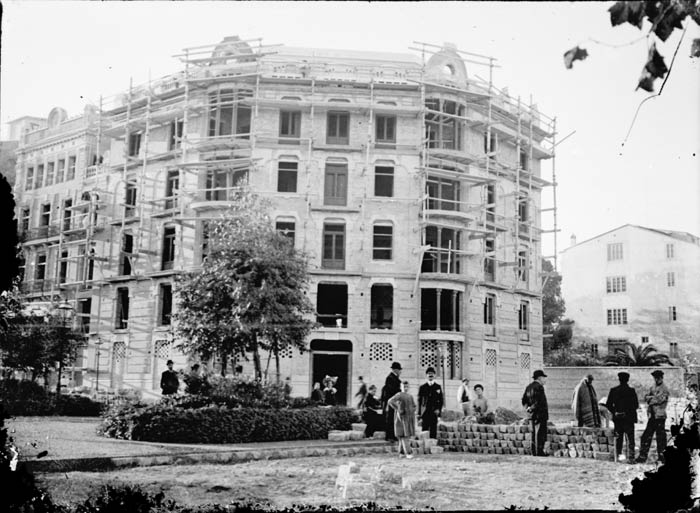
[522,369,549,456]
[572,374,601,427]
[606,371,639,462]
[381,362,402,442]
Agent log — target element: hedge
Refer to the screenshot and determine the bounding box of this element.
[100,402,359,443]
[0,379,104,417]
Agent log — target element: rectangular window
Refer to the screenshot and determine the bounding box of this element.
[370,224,393,260]
[279,110,301,143]
[641,336,649,344]
[375,115,396,145]
[77,298,91,334]
[427,176,460,211]
[606,276,627,293]
[120,233,133,275]
[518,301,529,331]
[76,245,86,282]
[483,293,496,336]
[667,272,675,287]
[35,253,47,281]
[201,221,210,262]
[36,164,44,189]
[374,166,394,197]
[518,195,529,236]
[420,288,461,332]
[128,132,142,157]
[606,308,628,325]
[58,250,68,284]
[607,242,623,261]
[165,170,179,210]
[669,306,677,321]
[45,162,55,186]
[517,249,529,282]
[422,226,460,274]
[20,207,30,233]
[486,184,496,223]
[370,283,393,329]
[205,168,248,201]
[115,287,129,330]
[67,156,76,181]
[484,238,495,282]
[425,99,463,150]
[62,199,73,231]
[324,163,348,206]
[159,283,173,326]
[484,131,498,155]
[208,89,252,137]
[669,342,679,358]
[275,221,296,246]
[125,183,137,217]
[590,343,599,358]
[168,119,184,151]
[326,111,349,145]
[162,226,176,270]
[40,204,51,236]
[277,161,298,193]
[666,243,674,259]
[56,159,65,183]
[25,166,34,190]
[316,283,348,327]
[322,223,345,269]
[519,148,529,171]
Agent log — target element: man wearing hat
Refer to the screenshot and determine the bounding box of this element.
[606,371,639,462]
[636,369,670,463]
[418,367,443,438]
[160,359,179,396]
[381,362,402,442]
[521,369,549,456]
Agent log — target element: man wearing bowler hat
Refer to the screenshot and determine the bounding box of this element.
[636,369,669,463]
[522,369,549,456]
[381,362,402,442]
[606,371,639,462]
[160,359,179,396]
[418,367,443,438]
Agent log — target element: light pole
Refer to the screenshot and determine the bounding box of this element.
[56,300,74,397]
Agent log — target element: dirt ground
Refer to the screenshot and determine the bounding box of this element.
[38,451,651,511]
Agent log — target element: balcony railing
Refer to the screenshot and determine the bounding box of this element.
[24,225,60,241]
[20,279,55,294]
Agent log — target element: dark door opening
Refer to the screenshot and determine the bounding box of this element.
[312,353,350,406]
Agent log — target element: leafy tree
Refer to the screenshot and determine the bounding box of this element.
[0,288,85,391]
[0,174,20,293]
[542,258,565,332]
[174,189,317,382]
[604,341,673,366]
[564,1,700,91]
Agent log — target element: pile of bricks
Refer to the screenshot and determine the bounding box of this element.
[408,430,443,455]
[328,423,384,441]
[437,423,616,461]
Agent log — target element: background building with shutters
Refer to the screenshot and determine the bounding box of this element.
[12,37,558,409]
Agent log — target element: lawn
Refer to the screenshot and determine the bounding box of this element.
[36,452,649,511]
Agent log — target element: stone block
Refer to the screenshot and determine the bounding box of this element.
[507,426,516,433]
[402,477,434,491]
[499,425,508,433]
[418,430,431,439]
[584,435,596,443]
[598,436,608,444]
[495,447,503,454]
[568,435,577,443]
[564,428,573,435]
[487,433,495,440]
[598,445,609,453]
[430,446,444,454]
[349,431,365,441]
[351,423,367,432]
[568,447,577,458]
[594,451,615,461]
[373,431,386,440]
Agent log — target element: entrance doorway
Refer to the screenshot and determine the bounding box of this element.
[310,339,352,406]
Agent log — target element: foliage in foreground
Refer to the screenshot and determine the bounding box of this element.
[0,379,104,416]
[100,401,359,443]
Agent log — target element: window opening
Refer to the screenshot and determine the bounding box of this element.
[374,166,394,197]
[322,223,345,269]
[316,283,348,327]
[277,161,298,193]
[370,283,393,329]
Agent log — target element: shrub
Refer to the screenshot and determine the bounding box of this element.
[0,378,104,417]
[101,402,359,443]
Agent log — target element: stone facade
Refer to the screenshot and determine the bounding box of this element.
[13,37,557,407]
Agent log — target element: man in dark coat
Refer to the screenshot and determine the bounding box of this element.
[522,369,549,456]
[160,360,179,396]
[606,371,639,462]
[418,367,443,439]
[381,362,402,442]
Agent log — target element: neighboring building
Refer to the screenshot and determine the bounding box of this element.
[13,37,558,407]
[561,225,700,362]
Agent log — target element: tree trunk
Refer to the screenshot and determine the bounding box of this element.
[264,350,272,382]
[275,349,281,384]
[252,346,262,381]
[56,361,63,397]
[220,351,227,377]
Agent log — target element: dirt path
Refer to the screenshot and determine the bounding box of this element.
[38,452,650,510]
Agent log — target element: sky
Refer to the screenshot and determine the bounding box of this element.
[2,1,699,261]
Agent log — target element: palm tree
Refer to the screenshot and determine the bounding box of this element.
[604,342,672,367]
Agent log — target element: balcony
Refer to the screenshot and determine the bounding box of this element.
[20,279,56,294]
[23,225,60,242]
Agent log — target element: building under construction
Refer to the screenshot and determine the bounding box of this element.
[12,37,559,409]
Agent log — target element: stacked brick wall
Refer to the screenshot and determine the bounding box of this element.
[437,423,616,461]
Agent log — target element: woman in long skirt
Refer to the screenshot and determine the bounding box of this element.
[387,380,417,458]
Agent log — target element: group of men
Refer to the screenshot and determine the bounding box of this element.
[522,368,670,463]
